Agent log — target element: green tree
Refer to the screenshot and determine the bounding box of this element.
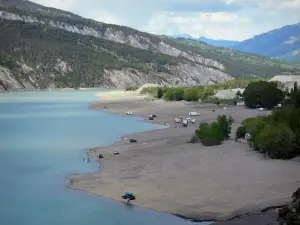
[255,123,296,159]
[191,115,234,146]
[217,115,234,139]
[183,88,199,101]
[243,81,284,109]
[290,82,300,108]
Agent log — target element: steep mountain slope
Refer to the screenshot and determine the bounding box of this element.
[166,37,300,77]
[198,36,240,48]
[233,23,300,63]
[0,0,299,91]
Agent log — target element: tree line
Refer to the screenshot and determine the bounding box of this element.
[140,79,263,102]
[236,81,300,159]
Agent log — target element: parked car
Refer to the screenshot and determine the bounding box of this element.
[188,112,200,116]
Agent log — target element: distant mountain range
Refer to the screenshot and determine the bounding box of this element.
[172,34,240,48]
[198,37,240,48]
[232,23,300,63]
[174,23,300,63]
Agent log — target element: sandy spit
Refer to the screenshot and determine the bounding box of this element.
[68,96,300,224]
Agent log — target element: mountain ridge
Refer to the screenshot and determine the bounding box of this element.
[0,0,299,91]
[171,34,240,48]
[232,23,300,63]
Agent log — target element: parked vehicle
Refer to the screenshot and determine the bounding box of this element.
[188,112,200,116]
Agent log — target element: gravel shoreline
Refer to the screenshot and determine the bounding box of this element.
[68,98,300,224]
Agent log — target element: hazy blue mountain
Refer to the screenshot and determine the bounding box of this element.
[198,36,240,48]
[233,23,300,63]
[172,34,240,48]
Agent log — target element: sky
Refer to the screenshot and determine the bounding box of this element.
[31,0,300,41]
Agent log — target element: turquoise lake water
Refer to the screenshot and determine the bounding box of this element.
[0,90,210,225]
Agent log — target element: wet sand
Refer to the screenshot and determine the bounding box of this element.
[68,98,300,224]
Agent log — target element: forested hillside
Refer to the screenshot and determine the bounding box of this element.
[0,0,300,91]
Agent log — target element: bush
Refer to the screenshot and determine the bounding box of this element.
[195,122,223,146]
[125,86,138,91]
[139,80,264,102]
[217,115,234,139]
[183,87,199,101]
[240,109,300,159]
[278,187,300,225]
[255,123,296,159]
[237,82,300,159]
[164,87,184,101]
[192,115,234,146]
[235,125,247,140]
[243,81,285,109]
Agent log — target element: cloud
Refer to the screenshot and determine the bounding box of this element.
[144,11,252,40]
[281,0,300,8]
[84,10,120,25]
[30,0,300,41]
[164,0,242,12]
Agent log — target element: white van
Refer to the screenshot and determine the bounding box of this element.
[188,112,200,116]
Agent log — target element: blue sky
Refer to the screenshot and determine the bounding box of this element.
[32,0,300,41]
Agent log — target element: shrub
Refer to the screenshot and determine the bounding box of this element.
[278,187,300,225]
[139,79,262,101]
[183,87,199,101]
[192,115,234,146]
[240,109,300,159]
[164,87,184,101]
[195,122,223,146]
[255,123,296,159]
[188,134,199,144]
[217,115,234,139]
[235,125,247,140]
[238,81,300,159]
[125,86,138,91]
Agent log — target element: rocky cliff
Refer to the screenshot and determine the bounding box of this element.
[0,0,299,91]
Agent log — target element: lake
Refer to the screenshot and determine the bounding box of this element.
[0,90,210,225]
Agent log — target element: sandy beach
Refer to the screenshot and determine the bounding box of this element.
[68,92,300,224]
